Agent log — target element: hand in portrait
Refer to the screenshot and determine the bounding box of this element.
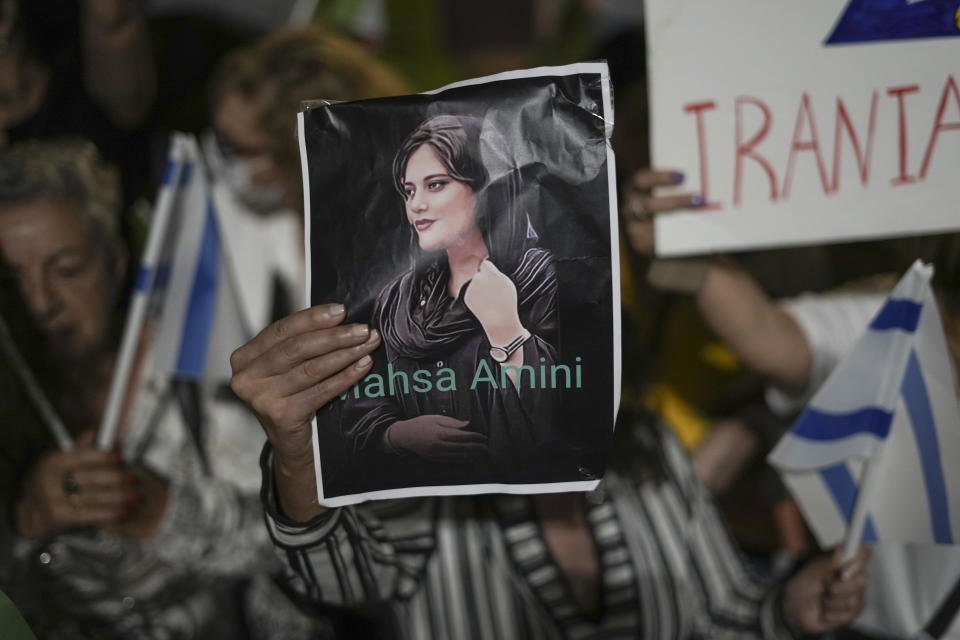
[386,416,488,461]
[464,259,524,346]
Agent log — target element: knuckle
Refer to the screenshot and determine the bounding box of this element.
[272,317,290,341]
[308,378,335,405]
[229,347,245,373]
[301,357,325,381]
[280,336,303,360]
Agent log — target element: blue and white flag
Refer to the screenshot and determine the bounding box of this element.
[98,134,248,448]
[147,135,247,381]
[769,260,960,549]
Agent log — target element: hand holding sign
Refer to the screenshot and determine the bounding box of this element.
[229,304,381,521]
[623,168,705,256]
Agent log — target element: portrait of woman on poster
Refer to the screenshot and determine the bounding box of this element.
[341,114,563,489]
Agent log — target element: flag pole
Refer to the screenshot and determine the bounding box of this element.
[0,313,73,451]
[96,136,186,450]
[841,454,883,563]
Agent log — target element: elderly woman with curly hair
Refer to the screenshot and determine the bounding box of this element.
[0,139,322,639]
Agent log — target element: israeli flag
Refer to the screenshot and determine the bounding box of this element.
[148,135,248,381]
[98,134,249,448]
[769,260,960,550]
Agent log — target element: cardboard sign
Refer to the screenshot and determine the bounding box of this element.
[646,0,960,256]
[298,63,620,506]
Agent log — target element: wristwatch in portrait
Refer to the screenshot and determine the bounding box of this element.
[489,328,532,363]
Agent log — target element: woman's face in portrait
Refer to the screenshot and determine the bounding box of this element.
[403,143,479,252]
[0,199,117,361]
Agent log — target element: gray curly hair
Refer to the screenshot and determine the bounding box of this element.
[0,139,121,244]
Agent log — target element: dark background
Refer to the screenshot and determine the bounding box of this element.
[302,71,617,496]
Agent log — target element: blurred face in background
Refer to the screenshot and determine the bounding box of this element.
[208,88,289,213]
[0,199,120,361]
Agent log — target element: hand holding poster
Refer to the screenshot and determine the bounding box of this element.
[298,63,620,506]
[645,0,960,256]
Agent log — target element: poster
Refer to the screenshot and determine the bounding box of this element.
[298,63,620,506]
[646,0,960,256]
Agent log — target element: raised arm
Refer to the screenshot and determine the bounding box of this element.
[695,260,812,394]
[230,304,436,607]
[623,168,812,394]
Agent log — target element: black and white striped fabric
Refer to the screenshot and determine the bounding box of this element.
[262,433,797,640]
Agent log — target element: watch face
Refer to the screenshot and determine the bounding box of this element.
[490,347,509,363]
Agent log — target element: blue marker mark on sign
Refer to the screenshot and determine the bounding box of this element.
[827,0,960,45]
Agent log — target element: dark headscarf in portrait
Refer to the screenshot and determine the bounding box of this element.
[376,115,557,360]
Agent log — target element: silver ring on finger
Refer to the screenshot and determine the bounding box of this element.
[62,471,80,496]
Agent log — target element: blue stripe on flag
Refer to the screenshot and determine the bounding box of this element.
[869,299,921,332]
[135,266,151,291]
[821,463,879,543]
[161,160,176,186]
[175,203,220,378]
[821,464,858,521]
[791,407,893,441]
[154,263,171,292]
[901,350,953,544]
[180,162,194,187]
[862,517,878,543]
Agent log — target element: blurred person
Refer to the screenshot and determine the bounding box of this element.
[0,0,155,206]
[623,168,960,639]
[227,301,871,639]
[0,139,324,639]
[207,25,408,216]
[201,26,409,339]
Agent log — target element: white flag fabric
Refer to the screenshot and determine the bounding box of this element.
[769,260,960,549]
[147,135,248,381]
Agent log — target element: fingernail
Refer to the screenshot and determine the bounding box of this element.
[123,475,135,486]
[128,491,142,503]
[328,303,346,317]
[353,324,369,337]
[670,171,685,184]
[355,355,373,369]
[111,452,124,463]
[690,194,706,207]
[367,329,380,343]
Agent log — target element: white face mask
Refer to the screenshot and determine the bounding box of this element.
[201,129,287,214]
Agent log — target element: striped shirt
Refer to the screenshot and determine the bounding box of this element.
[262,431,797,639]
